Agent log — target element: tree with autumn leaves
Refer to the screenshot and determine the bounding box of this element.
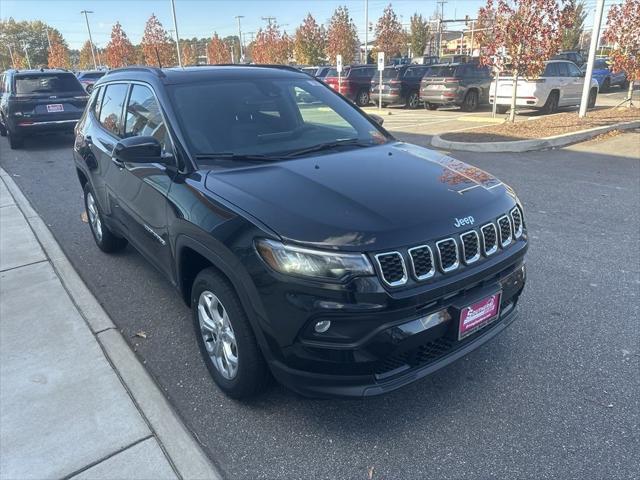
[141,14,176,67]
[47,31,70,69]
[293,14,326,65]
[476,0,576,121]
[208,34,231,64]
[374,4,407,58]
[326,6,359,64]
[252,23,291,64]
[603,0,639,105]
[105,22,135,68]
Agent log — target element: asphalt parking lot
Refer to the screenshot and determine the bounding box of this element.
[0,110,638,478]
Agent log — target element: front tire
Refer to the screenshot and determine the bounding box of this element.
[461,90,479,112]
[601,78,610,92]
[588,88,597,108]
[191,268,270,399]
[0,117,7,137]
[83,183,127,253]
[496,105,509,114]
[406,91,420,109]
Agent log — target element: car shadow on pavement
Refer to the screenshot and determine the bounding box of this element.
[12,133,75,152]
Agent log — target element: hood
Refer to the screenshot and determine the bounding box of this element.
[204,142,517,251]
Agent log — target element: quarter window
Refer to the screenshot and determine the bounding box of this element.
[124,84,169,150]
[98,83,129,136]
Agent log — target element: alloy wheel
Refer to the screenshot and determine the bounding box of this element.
[86,192,103,242]
[198,291,239,380]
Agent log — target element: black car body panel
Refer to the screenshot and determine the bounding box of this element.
[73,65,528,397]
[370,65,433,107]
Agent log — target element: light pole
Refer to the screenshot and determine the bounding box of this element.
[170,0,183,67]
[235,15,244,61]
[80,10,98,69]
[22,42,32,69]
[579,0,605,118]
[363,0,368,64]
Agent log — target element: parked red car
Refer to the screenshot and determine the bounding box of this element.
[323,65,377,106]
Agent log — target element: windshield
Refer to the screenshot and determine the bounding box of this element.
[168,76,390,163]
[15,73,85,94]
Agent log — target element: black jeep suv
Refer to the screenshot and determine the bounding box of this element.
[73,66,527,398]
[0,69,89,149]
[370,64,434,108]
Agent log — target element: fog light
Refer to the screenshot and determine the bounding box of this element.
[314,320,331,333]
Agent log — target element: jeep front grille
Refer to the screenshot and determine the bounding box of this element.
[511,207,523,238]
[408,245,435,280]
[498,215,512,247]
[460,231,480,264]
[481,223,498,256]
[375,252,407,286]
[436,238,459,272]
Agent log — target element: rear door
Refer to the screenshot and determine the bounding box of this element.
[564,62,584,105]
[11,73,88,123]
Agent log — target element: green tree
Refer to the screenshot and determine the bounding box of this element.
[293,13,326,65]
[409,13,430,57]
[561,1,587,50]
[0,18,65,68]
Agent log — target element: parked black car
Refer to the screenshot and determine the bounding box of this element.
[73,65,527,398]
[314,66,332,80]
[552,51,585,67]
[76,70,107,93]
[323,65,377,106]
[371,64,434,108]
[420,63,492,111]
[0,69,89,149]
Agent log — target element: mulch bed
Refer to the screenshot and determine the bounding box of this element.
[441,107,640,143]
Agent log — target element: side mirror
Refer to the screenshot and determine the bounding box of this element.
[113,136,168,164]
[369,113,384,126]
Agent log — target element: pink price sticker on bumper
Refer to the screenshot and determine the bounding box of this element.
[459,292,501,339]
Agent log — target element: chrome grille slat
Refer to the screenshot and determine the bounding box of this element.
[510,206,523,239]
[481,223,498,256]
[460,231,480,264]
[375,252,407,287]
[408,245,435,280]
[436,238,459,273]
[498,215,512,247]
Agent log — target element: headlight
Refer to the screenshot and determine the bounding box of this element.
[255,239,374,282]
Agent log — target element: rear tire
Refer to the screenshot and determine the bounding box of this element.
[621,79,630,90]
[83,183,127,253]
[7,128,23,149]
[542,91,559,114]
[0,117,7,137]
[355,89,370,107]
[191,268,270,399]
[601,78,610,92]
[426,103,438,111]
[496,105,509,114]
[461,90,479,112]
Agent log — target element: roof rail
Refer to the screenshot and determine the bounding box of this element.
[105,66,166,78]
[194,63,304,73]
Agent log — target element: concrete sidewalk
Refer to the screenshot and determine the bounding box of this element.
[0,170,220,479]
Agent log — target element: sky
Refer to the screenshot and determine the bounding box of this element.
[0,0,613,50]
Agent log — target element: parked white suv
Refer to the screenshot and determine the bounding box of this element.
[490,60,599,114]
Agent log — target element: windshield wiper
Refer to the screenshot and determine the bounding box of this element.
[195,152,278,162]
[280,139,374,158]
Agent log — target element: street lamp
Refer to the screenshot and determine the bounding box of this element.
[170,0,183,67]
[235,15,244,61]
[80,10,98,69]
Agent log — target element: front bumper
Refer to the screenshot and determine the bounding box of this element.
[250,239,527,398]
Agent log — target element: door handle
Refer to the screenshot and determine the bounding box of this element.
[111,156,125,169]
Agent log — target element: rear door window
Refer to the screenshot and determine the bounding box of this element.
[98,83,129,136]
[14,73,84,94]
[556,62,570,78]
[542,63,559,77]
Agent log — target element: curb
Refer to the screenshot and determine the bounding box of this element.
[430,119,640,152]
[0,168,221,480]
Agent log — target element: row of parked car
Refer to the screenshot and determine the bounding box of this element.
[301,56,629,113]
